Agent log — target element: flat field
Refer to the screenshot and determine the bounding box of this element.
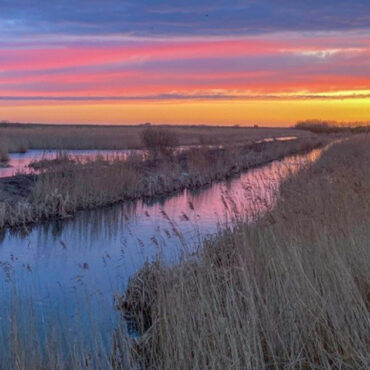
[0,123,311,152]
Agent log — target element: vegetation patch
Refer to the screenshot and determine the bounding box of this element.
[0,137,328,229]
[116,136,370,369]
[295,119,370,134]
[0,123,312,151]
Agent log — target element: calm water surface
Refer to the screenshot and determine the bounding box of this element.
[0,136,297,178]
[0,147,319,355]
[0,149,136,178]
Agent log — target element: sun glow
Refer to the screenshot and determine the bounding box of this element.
[2,97,369,125]
[0,5,369,125]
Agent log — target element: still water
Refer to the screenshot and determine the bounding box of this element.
[0,148,320,356]
[0,137,297,178]
[0,149,135,178]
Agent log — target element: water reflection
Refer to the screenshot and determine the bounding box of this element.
[0,149,137,178]
[0,148,321,353]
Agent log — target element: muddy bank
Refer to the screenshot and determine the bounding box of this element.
[0,174,36,203]
[116,136,370,369]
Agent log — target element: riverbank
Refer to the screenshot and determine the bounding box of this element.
[118,135,370,369]
[0,137,329,229]
[1,143,328,370]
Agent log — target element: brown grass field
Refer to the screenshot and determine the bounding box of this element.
[0,123,312,153]
[116,135,370,369]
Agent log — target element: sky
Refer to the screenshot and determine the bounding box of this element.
[0,0,369,125]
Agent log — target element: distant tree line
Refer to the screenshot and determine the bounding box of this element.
[295,119,370,134]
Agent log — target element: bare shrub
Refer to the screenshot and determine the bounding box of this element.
[141,127,179,155]
[0,142,9,162]
[18,143,29,154]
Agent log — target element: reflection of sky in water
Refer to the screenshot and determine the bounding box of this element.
[0,149,137,178]
[0,148,321,352]
[0,137,297,178]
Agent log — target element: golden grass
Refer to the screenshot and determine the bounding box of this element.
[0,123,311,151]
[1,136,368,369]
[117,135,370,369]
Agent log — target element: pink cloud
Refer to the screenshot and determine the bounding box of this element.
[0,33,369,101]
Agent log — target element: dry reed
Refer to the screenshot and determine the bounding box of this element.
[0,123,311,151]
[1,136,368,369]
[117,135,370,369]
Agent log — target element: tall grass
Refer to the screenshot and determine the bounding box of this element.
[1,289,117,370]
[0,137,328,229]
[117,136,370,369]
[1,136,368,369]
[0,132,28,153]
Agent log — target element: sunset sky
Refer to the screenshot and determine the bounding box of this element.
[0,1,369,125]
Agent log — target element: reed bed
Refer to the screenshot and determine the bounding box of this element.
[117,135,370,369]
[0,136,368,369]
[1,291,115,370]
[0,137,328,229]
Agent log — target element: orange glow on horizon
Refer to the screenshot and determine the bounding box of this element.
[1,98,369,126]
[1,33,369,125]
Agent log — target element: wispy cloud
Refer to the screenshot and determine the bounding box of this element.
[1,91,370,102]
[1,0,369,37]
[1,34,369,98]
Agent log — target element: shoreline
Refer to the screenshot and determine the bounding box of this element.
[0,137,329,231]
[117,135,370,368]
